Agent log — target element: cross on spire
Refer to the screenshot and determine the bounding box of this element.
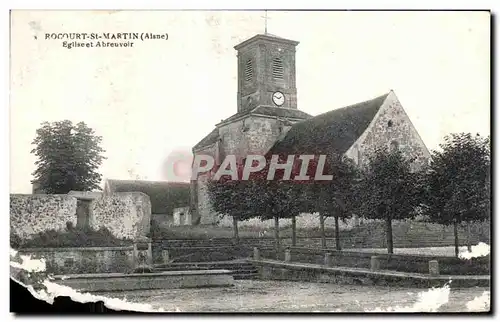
[261,10,271,34]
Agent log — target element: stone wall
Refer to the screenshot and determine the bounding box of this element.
[246,116,285,155]
[218,115,290,158]
[10,192,152,242]
[10,194,77,239]
[197,174,217,225]
[91,192,151,240]
[17,246,134,274]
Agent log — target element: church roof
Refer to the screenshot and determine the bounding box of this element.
[105,179,191,215]
[234,33,299,50]
[193,128,219,151]
[219,106,312,125]
[269,92,390,156]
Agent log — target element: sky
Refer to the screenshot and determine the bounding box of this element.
[9,10,490,193]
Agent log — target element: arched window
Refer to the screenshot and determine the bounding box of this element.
[272,57,284,79]
[244,59,253,82]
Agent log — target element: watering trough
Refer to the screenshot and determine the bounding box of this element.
[52,239,234,292]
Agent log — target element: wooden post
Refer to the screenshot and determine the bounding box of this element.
[147,241,153,266]
[324,253,332,267]
[291,215,297,246]
[285,248,291,263]
[162,250,170,265]
[253,247,260,260]
[429,260,439,276]
[370,256,381,271]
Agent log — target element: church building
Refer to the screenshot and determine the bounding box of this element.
[191,32,431,225]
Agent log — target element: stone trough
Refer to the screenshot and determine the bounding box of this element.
[53,269,235,292]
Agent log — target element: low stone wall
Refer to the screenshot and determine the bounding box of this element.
[10,194,77,239]
[257,246,490,276]
[17,246,135,275]
[252,260,489,288]
[54,270,235,292]
[152,245,253,264]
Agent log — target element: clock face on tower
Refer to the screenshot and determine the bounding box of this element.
[272,91,285,106]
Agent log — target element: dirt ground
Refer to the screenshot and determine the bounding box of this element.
[98,280,490,313]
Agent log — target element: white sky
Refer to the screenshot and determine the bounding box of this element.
[9,10,490,193]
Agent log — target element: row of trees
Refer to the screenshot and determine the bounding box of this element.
[208,133,490,257]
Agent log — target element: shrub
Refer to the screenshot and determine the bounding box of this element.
[15,226,132,248]
[66,221,75,231]
[10,233,22,249]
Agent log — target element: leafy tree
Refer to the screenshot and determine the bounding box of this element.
[207,162,265,244]
[31,120,106,194]
[207,179,250,243]
[422,133,490,257]
[253,154,321,252]
[304,156,359,250]
[257,179,304,251]
[356,148,421,254]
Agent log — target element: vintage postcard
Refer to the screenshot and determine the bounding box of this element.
[9,10,490,313]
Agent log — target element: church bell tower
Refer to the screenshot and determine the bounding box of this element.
[234,34,299,113]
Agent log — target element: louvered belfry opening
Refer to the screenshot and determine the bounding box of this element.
[245,59,253,82]
[272,57,284,79]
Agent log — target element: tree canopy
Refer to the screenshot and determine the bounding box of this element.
[422,133,490,225]
[31,120,106,194]
[356,148,422,253]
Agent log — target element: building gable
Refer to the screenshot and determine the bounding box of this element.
[345,91,431,169]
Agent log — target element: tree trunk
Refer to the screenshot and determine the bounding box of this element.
[319,212,326,248]
[334,215,341,251]
[274,216,280,255]
[291,215,297,247]
[232,216,239,244]
[385,218,394,254]
[467,222,472,252]
[454,221,459,258]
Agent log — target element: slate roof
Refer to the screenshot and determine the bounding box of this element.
[220,106,312,125]
[105,179,191,215]
[269,93,390,156]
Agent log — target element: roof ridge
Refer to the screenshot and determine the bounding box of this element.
[268,92,389,156]
[315,92,390,119]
